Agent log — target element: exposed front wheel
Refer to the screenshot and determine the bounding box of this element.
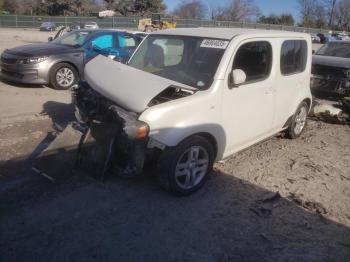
[286,101,309,139]
[157,136,215,196]
[50,63,78,90]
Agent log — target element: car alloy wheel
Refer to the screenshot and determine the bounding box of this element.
[56,67,75,88]
[174,145,209,190]
[294,106,307,135]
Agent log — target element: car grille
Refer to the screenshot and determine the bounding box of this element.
[1,69,23,78]
[1,56,17,64]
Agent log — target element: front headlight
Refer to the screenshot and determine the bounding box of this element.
[123,120,150,140]
[17,56,49,64]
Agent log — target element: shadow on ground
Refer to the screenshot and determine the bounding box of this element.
[0,151,349,262]
[0,98,349,262]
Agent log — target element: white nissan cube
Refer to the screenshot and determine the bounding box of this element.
[75,28,312,195]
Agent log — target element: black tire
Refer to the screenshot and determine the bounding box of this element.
[157,135,215,196]
[50,63,78,90]
[285,101,309,139]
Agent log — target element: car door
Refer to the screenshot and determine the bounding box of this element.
[274,39,308,128]
[222,39,276,154]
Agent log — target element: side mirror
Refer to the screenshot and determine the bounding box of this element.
[312,50,316,54]
[48,36,53,42]
[230,69,247,88]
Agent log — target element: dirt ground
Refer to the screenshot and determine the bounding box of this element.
[0,28,349,262]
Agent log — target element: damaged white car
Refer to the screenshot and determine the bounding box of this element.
[74,28,312,195]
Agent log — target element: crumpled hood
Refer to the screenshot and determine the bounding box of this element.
[84,55,192,113]
[4,43,77,57]
[313,55,350,69]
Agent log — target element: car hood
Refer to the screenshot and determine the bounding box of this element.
[4,43,78,57]
[313,55,350,69]
[84,55,195,113]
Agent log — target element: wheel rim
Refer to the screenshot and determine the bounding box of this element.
[294,106,307,135]
[175,146,209,190]
[56,67,74,87]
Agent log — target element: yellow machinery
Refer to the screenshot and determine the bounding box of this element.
[138,13,176,32]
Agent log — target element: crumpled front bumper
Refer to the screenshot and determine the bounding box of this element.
[311,74,350,96]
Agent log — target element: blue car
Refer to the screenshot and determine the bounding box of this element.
[0,29,146,89]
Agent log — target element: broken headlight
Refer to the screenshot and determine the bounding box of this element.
[123,120,149,140]
[109,105,149,140]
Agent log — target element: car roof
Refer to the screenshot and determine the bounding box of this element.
[151,27,309,40]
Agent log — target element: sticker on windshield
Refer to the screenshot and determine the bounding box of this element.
[200,39,229,49]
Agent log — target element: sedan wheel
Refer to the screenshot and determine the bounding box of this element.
[56,68,74,88]
[50,63,78,90]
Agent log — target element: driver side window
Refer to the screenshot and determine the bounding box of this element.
[232,41,272,83]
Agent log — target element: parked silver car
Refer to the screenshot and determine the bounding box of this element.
[0,29,145,90]
[84,21,99,29]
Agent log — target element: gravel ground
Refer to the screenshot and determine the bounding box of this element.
[0,28,349,262]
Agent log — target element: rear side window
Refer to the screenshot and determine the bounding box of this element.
[232,41,272,83]
[281,40,307,75]
[118,34,137,48]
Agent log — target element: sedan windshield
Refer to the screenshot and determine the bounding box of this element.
[128,35,228,89]
[316,42,350,58]
[53,31,91,47]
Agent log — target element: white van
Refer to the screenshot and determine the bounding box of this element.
[76,28,312,195]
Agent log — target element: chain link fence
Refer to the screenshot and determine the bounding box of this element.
[0,14,335,34]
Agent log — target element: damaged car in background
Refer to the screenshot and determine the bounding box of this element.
[34,28,312,196]
[0,29,144,90]
[312,41,350,97]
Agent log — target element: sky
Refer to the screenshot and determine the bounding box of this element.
[164,0,300,20]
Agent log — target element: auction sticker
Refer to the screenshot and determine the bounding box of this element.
[200,39,229,49]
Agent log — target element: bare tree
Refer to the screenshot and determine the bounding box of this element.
[108,0,165,16]
[173,0,207,19]
[213,0,260,22]
[334,0,350,30]
[104,0,115,10]
[297,0,320,27]
[1,0,18,13]
[323,0,337,26]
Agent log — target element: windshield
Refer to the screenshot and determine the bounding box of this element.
[316,42,350,58]
[52,31,91,47]
[128,35,228,89]
[41,22,52,26]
